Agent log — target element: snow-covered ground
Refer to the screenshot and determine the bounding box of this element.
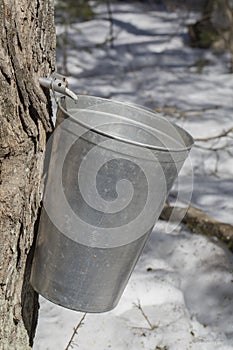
[34,2,233,349]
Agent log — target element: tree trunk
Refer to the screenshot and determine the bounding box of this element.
[0,0,56,348]
[188,0,233,71]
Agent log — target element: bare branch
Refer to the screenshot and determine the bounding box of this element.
[153,105,222,120]
[133,301,158,331]
[160,204,233,251]
[65,313,86,350]
[194,142,233,151]
[195,126,233,142]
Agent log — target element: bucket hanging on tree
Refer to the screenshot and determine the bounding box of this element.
[30,75,194,313]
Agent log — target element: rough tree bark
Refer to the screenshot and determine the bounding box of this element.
[0,0,56,348]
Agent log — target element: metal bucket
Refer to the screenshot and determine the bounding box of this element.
[30,95,193,313]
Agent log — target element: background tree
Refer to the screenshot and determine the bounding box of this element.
[0,0,56,348]
[56,0,95,74]
[188,0,233,72]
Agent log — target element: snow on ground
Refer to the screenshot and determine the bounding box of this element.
[34,2,233,349]
[34,224,233,350]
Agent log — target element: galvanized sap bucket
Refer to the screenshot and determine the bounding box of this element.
[30,94,193,313]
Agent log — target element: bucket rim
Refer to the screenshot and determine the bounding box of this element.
[58,95,194,153]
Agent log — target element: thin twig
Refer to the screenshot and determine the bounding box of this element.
[153,105,222,120]
[133,301,158,330]
[194,142,233,151]
[64,313,86,350]
[195,126,233,142]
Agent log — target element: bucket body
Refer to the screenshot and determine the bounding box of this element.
[30,95,193,312]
